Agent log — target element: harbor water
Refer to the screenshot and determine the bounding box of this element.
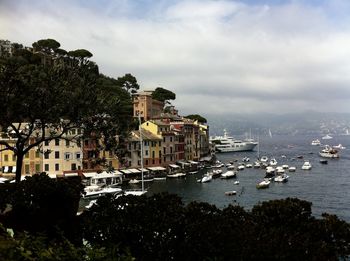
[146,135,350,222]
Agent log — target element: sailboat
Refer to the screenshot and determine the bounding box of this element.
[268,129,272,138]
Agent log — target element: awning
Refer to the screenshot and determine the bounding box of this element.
[91,172,120,179]
[169,164,180,169]
[188,160,199,164]
[138,168,149,172]
[48,174,57,179]
[65,173,79,177]
[147,166,166,171]
[82,172,98,178]
[120,169,132,174]
[128,168,141,173]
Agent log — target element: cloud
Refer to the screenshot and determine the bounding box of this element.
[1,0,350,115]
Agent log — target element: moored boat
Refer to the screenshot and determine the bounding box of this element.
[225,190,237,196]
[274,174,289,183]
[301,161,312,170]
[220,170,237,179]
[256,180,270,189]
[319,145,339,158]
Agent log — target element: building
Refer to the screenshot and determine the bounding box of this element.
[133,91,164,121]
[126,129,162,168]
[42,132,83,175]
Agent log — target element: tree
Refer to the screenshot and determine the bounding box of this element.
[0,39,133,182]
[116,73,140,94]
[184,114,207,123]
[0,173,83,241]
[152,87,176,104]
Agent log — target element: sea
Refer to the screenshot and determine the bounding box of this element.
[145,134,350,222]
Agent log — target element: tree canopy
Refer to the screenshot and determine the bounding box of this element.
[185,114,207,123]
[152,87,176,103]
[0,39,134,182]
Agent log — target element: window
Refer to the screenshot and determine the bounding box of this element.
[66,140,70,146]
[44,140,49,146]
[12,155,16,161]
[44,164,49,172]
[152,159,155,164]
[35,151,40,158]
[35,164,40,173]
[55,164,59,171]
[163,137,166,142]
[163,147,166,154]
[84,140,89,146]
[65,152,71,160]
[145,150,148,156]
[159,141,161,146]
[170,147,173,153]
[159,159,162,164]
[152,151,155,159]
[76,152,81,159]
[4,155,8,161]
[25,153,29,159]
[71,163,77,170]
[55,151,60,159]
[145,159,148,165]
[170,137,173,142]
[55,139,59,146]
[25,164,30,174]
[44,152,49,159]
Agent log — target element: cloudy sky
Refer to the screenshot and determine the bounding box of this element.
[1,0,350,116]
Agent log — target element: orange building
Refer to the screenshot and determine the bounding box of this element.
[133,91,164,121]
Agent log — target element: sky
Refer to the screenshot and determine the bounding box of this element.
[1,0,350,116]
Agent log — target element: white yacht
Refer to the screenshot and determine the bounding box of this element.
[319,145,339,158]
[322,134,333,140]
[210,129,258,153]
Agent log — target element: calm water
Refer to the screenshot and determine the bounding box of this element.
[145,135,350,222]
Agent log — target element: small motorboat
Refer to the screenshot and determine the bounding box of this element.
[322,134,333,140]
[319,159,328,164]
[220,170,237,179]
[256,180,270,189]
[311,139,321,146]
[333,144,346,150]
[234,180,240,185]
[288,166,296,172]
[237,165,245,171]
[197,174,212,183]
[225,190,237,196]
[301,161,312,170]
[260,156,269,163]
[269,158,278,166]
[274,174,289,183]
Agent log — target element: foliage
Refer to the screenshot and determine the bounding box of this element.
[184,114,207,123]
[152,87,176,103]
[0,173,83,242]
[80,195,350,260]
[0,39,134,182]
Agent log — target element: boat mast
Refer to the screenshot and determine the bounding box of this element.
[138,113,144,192]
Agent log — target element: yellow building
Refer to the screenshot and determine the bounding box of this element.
[126,129,162,168]
[0,138,17,175]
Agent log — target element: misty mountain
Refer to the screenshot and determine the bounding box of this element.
[205,111,350,136]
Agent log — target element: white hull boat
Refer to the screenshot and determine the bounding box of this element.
[319,145,339,158]
[220,170,237,179]
[210,129,258,153]
[301,161,312,170]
